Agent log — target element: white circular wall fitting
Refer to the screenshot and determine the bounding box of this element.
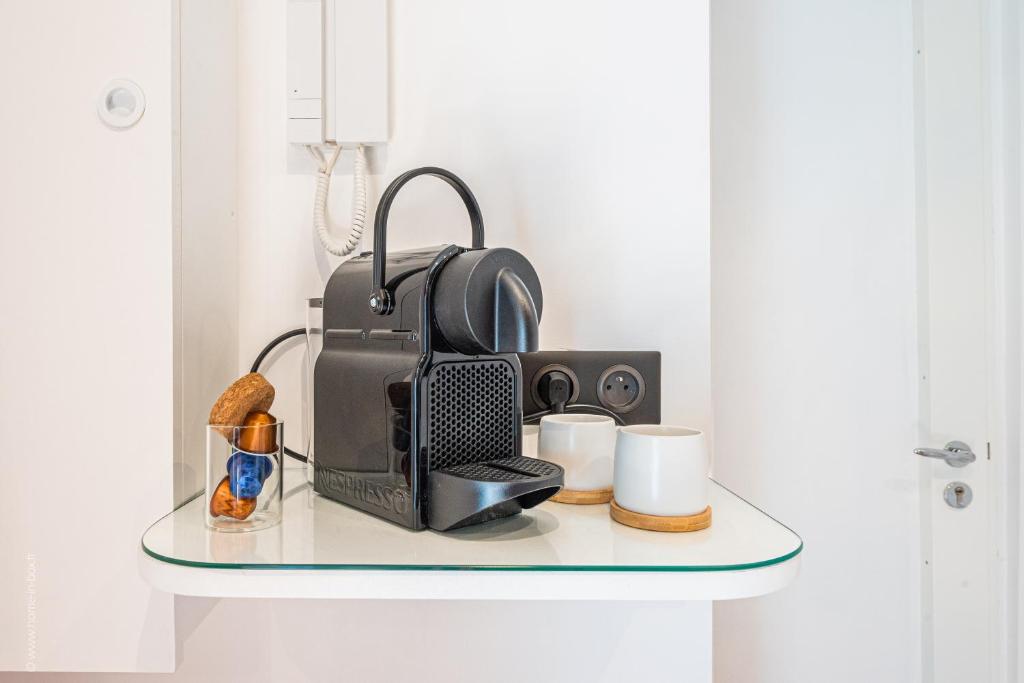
[97,79,145,129]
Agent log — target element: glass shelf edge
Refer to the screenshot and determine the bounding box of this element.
[142,474,803,573]
[140,540,802,573]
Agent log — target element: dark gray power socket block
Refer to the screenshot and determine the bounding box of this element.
[517,350,661,425]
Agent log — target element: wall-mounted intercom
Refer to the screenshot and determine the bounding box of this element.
[286,0,388,146]
[287,0,388,259]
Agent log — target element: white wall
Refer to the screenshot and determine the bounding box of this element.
[238,0,710,445]
[710,2,920,682]
[0,0,711,677]
[198,1,711,681]
[0,598,712,683]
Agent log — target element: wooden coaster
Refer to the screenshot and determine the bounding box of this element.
[609,499,712,532]
[550,487,614,505]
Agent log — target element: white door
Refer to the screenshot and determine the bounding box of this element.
[0,1,179,671]
[914,0,1015,681]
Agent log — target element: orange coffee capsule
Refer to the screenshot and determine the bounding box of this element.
[209,476,257,520]
[236,410,279,454]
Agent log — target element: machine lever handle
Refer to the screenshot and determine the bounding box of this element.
[369,167,485,315]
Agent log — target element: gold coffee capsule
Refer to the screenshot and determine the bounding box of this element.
[236,410,279,454]
[209,476,257,520]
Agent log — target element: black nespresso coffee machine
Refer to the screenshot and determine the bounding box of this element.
[314,167,564,530]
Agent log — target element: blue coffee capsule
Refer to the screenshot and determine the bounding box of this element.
[226,451,273,498]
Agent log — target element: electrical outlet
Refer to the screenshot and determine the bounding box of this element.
[596,364,645,413]
[517,350,661,425]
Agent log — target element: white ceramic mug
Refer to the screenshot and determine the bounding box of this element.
[613,425,709,516]
[538,414,617,491]
[522,424,540,458]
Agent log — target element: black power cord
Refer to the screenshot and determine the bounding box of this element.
[523,369,627,426]
[523,403,626,426]
[250,327,308,463]
[251,328,306,374]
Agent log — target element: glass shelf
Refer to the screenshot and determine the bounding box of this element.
[142,467,801,573]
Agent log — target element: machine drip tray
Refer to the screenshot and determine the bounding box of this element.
[427,456,564,531]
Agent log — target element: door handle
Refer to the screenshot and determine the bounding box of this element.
[914,440,976,468]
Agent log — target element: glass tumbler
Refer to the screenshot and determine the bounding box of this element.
[206,420,283,532]
[305,297,323,483]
